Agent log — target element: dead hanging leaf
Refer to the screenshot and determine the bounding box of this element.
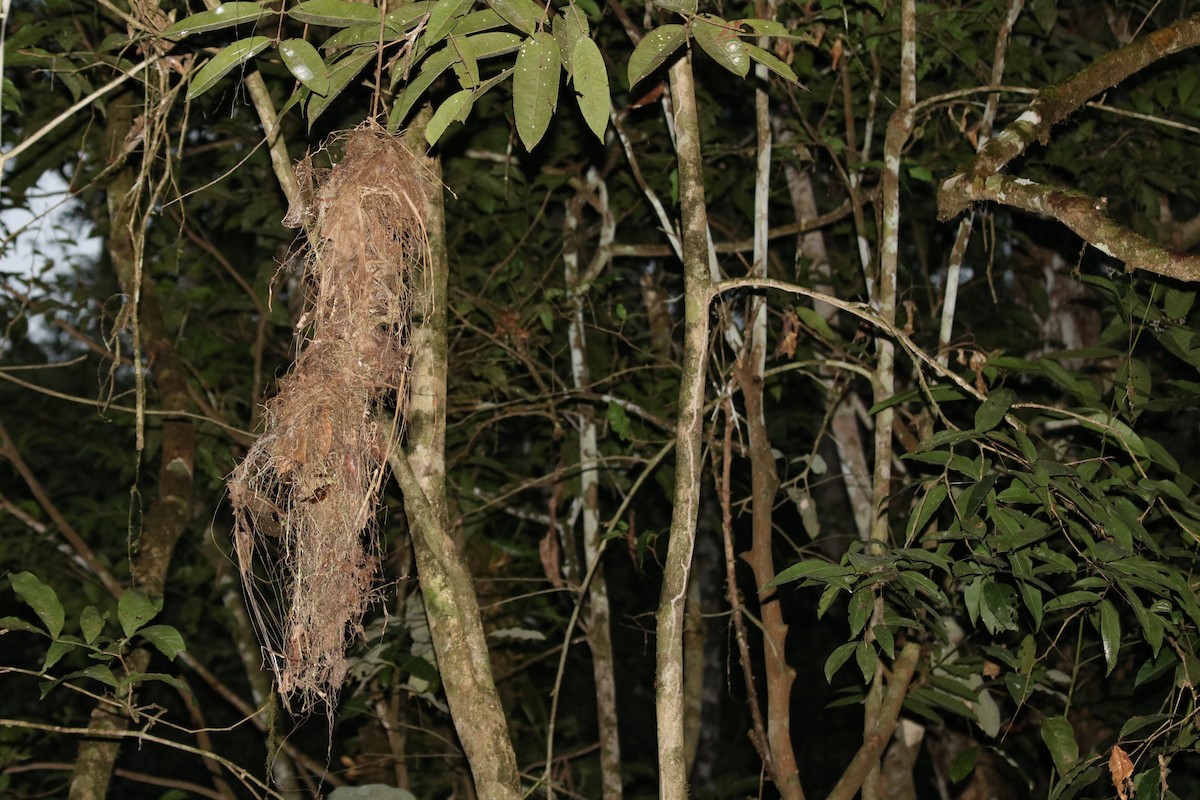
[540,529,565,591]
[1109,744,1134,800]
[775,310,799,358]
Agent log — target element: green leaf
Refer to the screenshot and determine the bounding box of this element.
[691,15,749,78]
[848,588,873,637]
[737,18,789,36]
[288,0,380,27]
[512,32,561,151]
[279,38,329,95]
[974,388,1015,432]
[554,6,589,74]
[949,746,979,782]
[627,24,686,88]
[80,606,105,645]
[1098,599,1120,676]
[855,640,877,683]
[426,89,475,144]
[163,2,271,39]
[486,0,544,35]
[391,48,459,126]
[0,615,47,635]
[187,36,273,100]
[462,31,523,59]
[450,34,481,88]
[873,624,895,659]
[10,572,64,639]
[138,624,187,661]
[307,45,376,124]
[745,43,800,84]
[571,37,609,141]
[824,641,857,682]
[118,590,162,638]
[43,639,73,671]
[607,400,631,441]
[974,686,1001,737]
[68,664,119,687]
[424,0,476,48]
[654,0,697,14]
[1041,715,1078,776]
[906,481,947,545]
[1043,590,1101,613]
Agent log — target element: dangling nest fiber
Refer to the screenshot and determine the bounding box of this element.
[229,126,427,713]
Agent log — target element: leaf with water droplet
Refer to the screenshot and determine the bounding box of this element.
[280,38,329,95]
[692,15,748,78]
[163,2,271,39]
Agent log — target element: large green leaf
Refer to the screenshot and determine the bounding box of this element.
[279,38,329,95]
[462,31,523,59]
[486,0,544,35]
[1098,599,1121,676]
[627,24,686,88]
[571,37,608,141]
[1041,715,1078,776]
[512,32,561,151]
[691,15,749,78]
[424,0,476,48]
[974,387,1016,432]
[307,45,377,124]
[905,481,948,545]
[118,590,162,638]
[9,572,64,639]
[288,0,379,27]
[745,43,801,84]
[426,89,475,144]
[553,6,588,74]
[138,624,187,661]
[187,36,273,100]
[163,2,271,39]
[391,47,459,127]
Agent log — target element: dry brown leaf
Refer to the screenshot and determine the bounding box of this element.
[1109,744,1134,800]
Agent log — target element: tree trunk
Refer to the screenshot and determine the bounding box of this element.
[657,51,714,800]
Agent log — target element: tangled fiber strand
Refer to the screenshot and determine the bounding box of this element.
[229,127,428,713]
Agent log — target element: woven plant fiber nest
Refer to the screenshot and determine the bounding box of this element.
[229,125,428,713]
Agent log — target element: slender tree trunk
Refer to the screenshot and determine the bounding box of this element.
[564,173,624,800]
[70,71,196,800]
[389,113,521,800]
[739,28,805,797]
[863,3,917,799]
[657,52,714,800]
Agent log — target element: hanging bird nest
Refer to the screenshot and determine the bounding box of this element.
[228,125,429,713]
